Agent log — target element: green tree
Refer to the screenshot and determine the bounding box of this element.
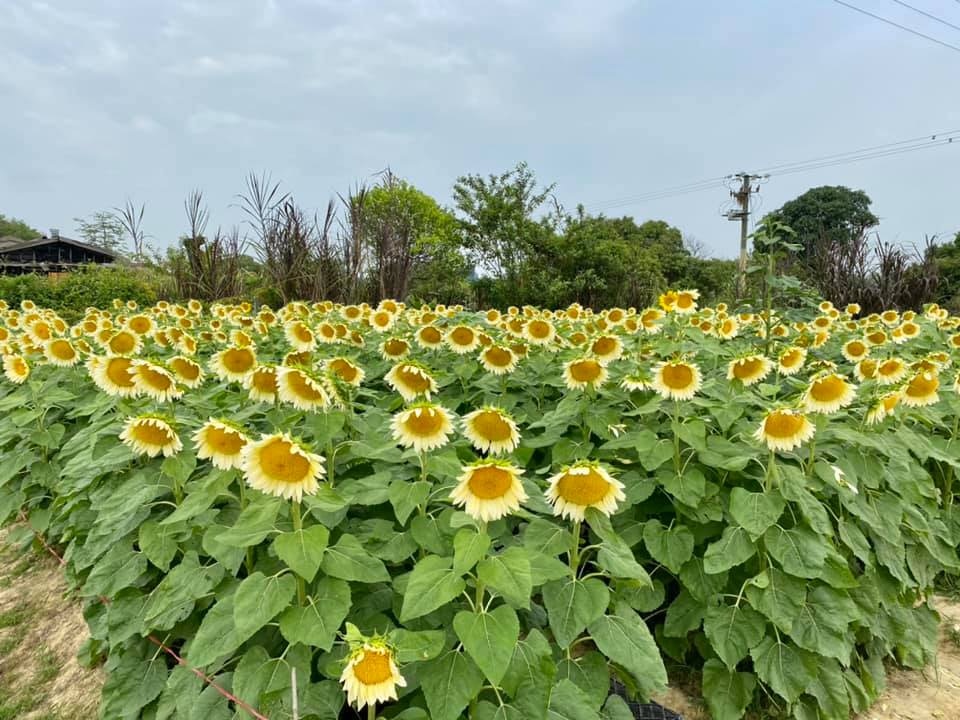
[933,231,960,311]
[0,214,41,241]
[452,162,556,288]
[74,211,127,253]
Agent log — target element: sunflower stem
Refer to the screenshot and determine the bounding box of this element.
[367,703,377,720]
[765,450,778,492]
[238,478,254,574]
[291,500,306,606]
[569,521,581,577]
[806,433,817,477]
[672,401,682,477]
[326,441,335,488]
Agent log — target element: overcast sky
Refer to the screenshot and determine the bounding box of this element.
[2,0,959,259]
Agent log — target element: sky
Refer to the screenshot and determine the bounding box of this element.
[1,0,959,259]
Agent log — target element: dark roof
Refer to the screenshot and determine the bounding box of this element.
[0,234,118,259]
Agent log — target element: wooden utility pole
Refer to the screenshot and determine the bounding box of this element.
[726,172,765,297]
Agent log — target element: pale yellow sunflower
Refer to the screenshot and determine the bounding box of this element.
[168,356,205,388]
[523,318,556,346]
[88,355,139,397]
[119,416,182,457]
[875,358,907,386]
[415,325,444,349]
[446,325,480,354]
[450,460,527,522]
[563,358,608,391]
[245,365,279,403]
[590,334,623,364]
[326,357,365,387]
[193,419,249,470]
[900,370,939,408]
[340,642,406,711]
[380,338,411,360]
[462,407,521,455]
[754,409,815,452]
[43,338,80,367]
[841,339,870,363]
[130,360,183,402]
[285,321,317,352]
[391,403,455,453]
[479,345,519,375]
[277,367,331,411]
[545,462,625,522]
[210,345,257,382]
[776,347,807,376]
[727,355,773,386]
[241,432,324,501]
[803,373,855,414]
[651,360,702,401]
[865,391,901,425]
[384,362,436,401]
[2,354,29,384]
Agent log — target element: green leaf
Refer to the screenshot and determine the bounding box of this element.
[763,525,828,578]
[273,525,330,582]
[139,519,182,571]
[142,553,219,632]
[642,520,694,574]
[805,658,850,720]
[420,650,486,720]
[789,585,858,662]
[528,551,572,586]
[82,542,146,598]
[478,547,533,609]
[729,487,785,538]
[232,646,272,710]
[454,528,491,574]
[321,534,390,583]
[750,636,817,703]
[548,679,602,720]
[216,497,282,547]
[524,518,573,556]
[233,572,297,639]
[388,629,447,663]
[301,680,344,720]
[278,578,350,651]
[100,658,168,718]
[543,577,609,647]
[400,555,466,622]
[663,589,704,637]
[390,479,431,525]
[745,568,806,634]
[589,603,667,698]
[454,605,520,685]
[557,651,609,710]
[701,659,756,720]
[703,603,767,670]
[678,558,728,603]
[703,526,756,574]
[660,467,707,506]
[187,596,243,667]
[161,469,233,525]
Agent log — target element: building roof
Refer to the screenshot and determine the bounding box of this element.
[0,234,118,259]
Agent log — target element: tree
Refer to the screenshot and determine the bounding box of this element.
[452,162,556,287]
[0,214,41,241]
[74,212,127,253]
[932,231,960,311]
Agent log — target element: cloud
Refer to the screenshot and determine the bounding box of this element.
[185,109,275,134]
[168,53,289,77]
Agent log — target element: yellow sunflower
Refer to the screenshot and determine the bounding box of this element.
[43,338,80,367]
[340,641,406,711]
[803,373,855,414]
[727,355,773,386]
[900,370,939,408]
[674,289,700,314]
[130,360,183,402]
[523,319,556,346]
[450,460,527,522]
[415,325,444,349]
[590,334,623,364]
[462,407,521,455]
[88,355,139,397]
[210,345,257,382]
[716,317,739,340]
[193,419,249,470]
[380,338,411,360]
[479,345,519,375]
[277,367,331,411]
[326,357,365,387]
[777,347,807,376]
[545,461,625,522]
[391,403,455,453]
[385,362,436,401]
[119,416,182,457]
[168,356,205,388]
[841,339,870,363]
[651,360,702,401]
[241,432,324,501]
[446,325,480,354]
[875,358,907,386]
[854,358,878,382]
[2,354,29,384]
[563,358,608,391]
[285,321,317,352]
[245,365,279,403]
[369,310,396,333]
[107,329,142,355]
[865,391,901,425]
[754,409,815,452]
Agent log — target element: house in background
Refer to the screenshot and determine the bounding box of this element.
[0,230,117,276]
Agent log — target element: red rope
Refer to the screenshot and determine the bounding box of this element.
[16,511,270,720]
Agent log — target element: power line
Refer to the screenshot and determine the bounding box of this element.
[831,0,960,54]
[888,0,960,33]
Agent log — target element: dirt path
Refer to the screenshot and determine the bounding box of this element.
[0,528,102,719]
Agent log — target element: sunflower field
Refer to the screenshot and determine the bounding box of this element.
[1,292,959,720]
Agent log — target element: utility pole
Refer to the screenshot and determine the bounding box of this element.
[725,173,766,298]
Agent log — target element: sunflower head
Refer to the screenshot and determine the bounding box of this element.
[727,354,773,386]
[563,357,608,391]
[754,408,815,453]
[277,366,331,411]
[391,402,455,453]
[385,362,436,401]
[193,419,249,470]
[241,432,324,501]
[339,634,406,711]
[545,461,625,522]
[651,359,702,401]
[120,415,182,458]
[803,372,856,414]
[450,459,527,522]
[462,407,520,455]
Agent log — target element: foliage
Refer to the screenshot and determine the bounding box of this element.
[73,212,128,254]
[1,293,958,720]
[0,214,41,242]
[933,232,960,312]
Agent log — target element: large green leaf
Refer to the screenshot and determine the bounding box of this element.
[273,525,330,582]
[233,572,297,639]
[454,605,520,686]
[278,578,350,650]
[701,659,756,720]
[789,584,858,662]
[400,555,466,622]
[543,577,609,647]
[547,679,602,720]
[420,650,486,720]
[703,603,767,670]
[703,526,756,574]
[99,657,168,718]
[453,528,491,574]
[321,533,390,583]
[138,519,183,571]
[728,487,785,538]
[750,636,817,703]
[588,603,667,697]
[388,628,447,663]
[642,520,694,574]
[82,542,146,598]
[187,596,242,667]
[663,588,704,637]
[216,497,282,547]
[745,568,806,634]
[763,524,828,578]
[478,547,533,609]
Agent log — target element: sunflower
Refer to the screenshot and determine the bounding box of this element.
[380,338,411,360]
[875,358,908,386]
[2,354,29,384]
[777,347,807,376]
[415,325,444,349]
[369,310,396,333]
[391,402,455,453]
[130,360,183,402]
[450,460,527,522]
[340,641,406,711]
[88,355,139,397]
[107,329,142,355]
[43,338,80,367]
[754,409,815,452]
[126,314,155,336]
[479,345,519,375]
[727,355,773,386]
[716,317,739,340]
[119,416,182,457]
[854,358,878,382]
[523,319,556,345]
[241,432,324,501]
[168,356,205,388]
[880,310,900,327]
[651,360,702,401]
[658,291,678,312]
[446,325,480,354]
[385,362,436,401]
[285,321,317,352]
[545,461,625,522]
[277,367,331,411]
[462,407,521,455]
[865,391,901,425]
[193,419,249,470]
[563,358,608,391]
[803,373,856,414]
[900,370,940,408]
[211,345,257,382]
[590,334,623,364]
[865,329,888,346]
[245,365,279,403]
[841,339,870,363]
[326,357,365,387]
[674,289,700,314]
[620,373,651,391]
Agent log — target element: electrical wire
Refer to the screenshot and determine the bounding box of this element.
[831,0,960,53]
[887,0,960,34]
